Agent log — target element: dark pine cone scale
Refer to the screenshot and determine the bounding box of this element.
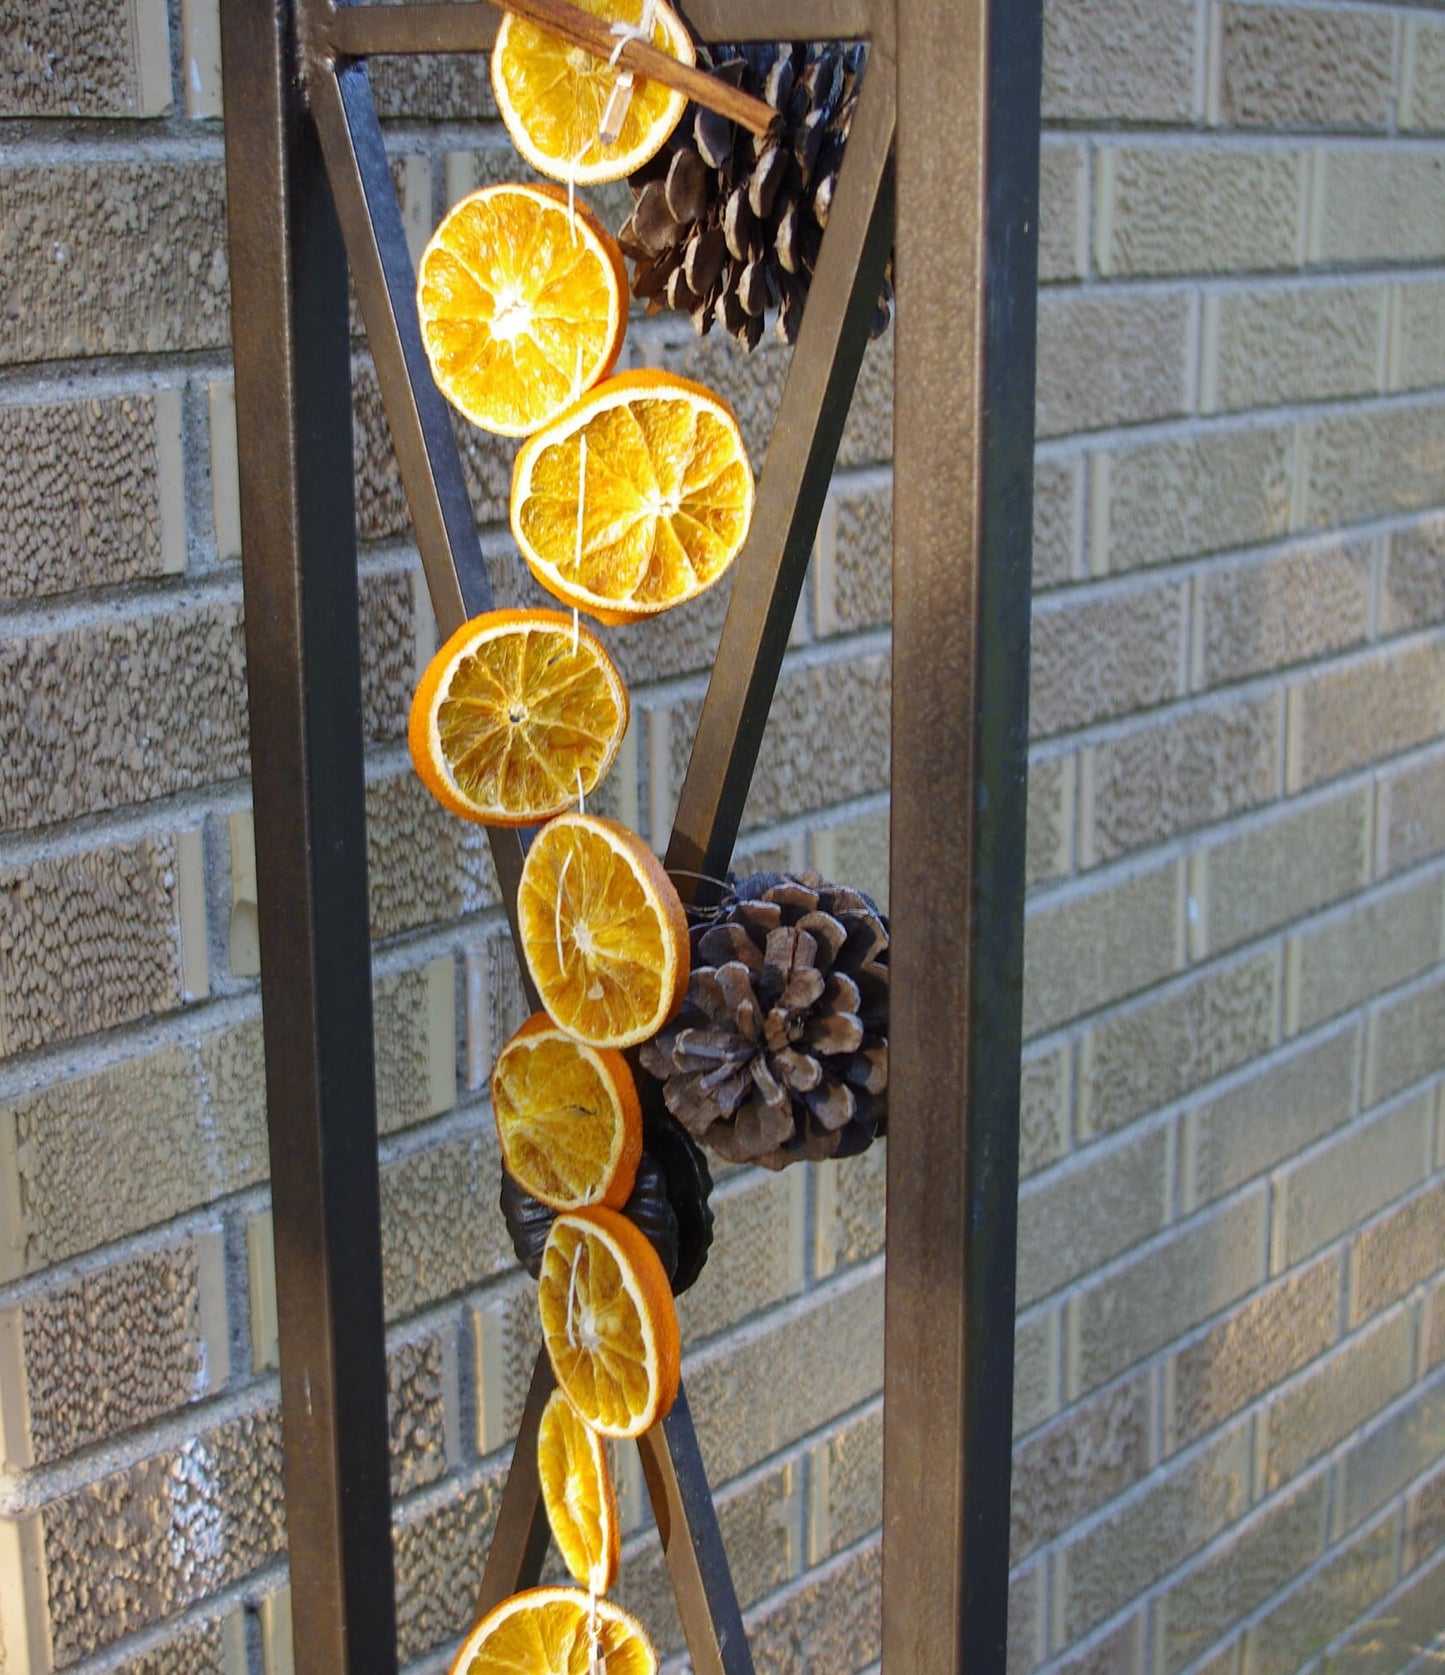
[640,871,889,1171]
[619,41,893,349]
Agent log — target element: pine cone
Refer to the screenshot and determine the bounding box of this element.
[618,42,894,350]
[639,871,889,1170]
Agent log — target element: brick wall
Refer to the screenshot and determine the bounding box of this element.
[1,0,1443,1670]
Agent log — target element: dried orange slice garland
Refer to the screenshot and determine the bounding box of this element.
[537,1388,622,1593]
[449,1587,656,1675]
[511,370,755,624]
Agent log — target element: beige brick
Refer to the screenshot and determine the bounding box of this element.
[1213,5,1394,130]
[1259,1310,1415,1494]
[0,391,185,600]
[810,807,889,912]
[1156,1478,1329,1674]
[1097,146,1307,278]
[1165,1253,1343,1450]
[686,1265,883,1486]
[814,1141,886,1277]
[1403,16,1445,132]
[366,764,499,941]
[371,52,494,121]
[1008,1562,1047,1675]
[837,332,894,472]
[0,0,170,115]
[373,957,455,1136]
[1429,1274,1445,1372]
[1383,515,1445,634]
[1034,454,1084,589]
[1271,1092,1436,1272]
[0,830,206,1061]
[358,564,423,744]
[1324,1548,1445,1675]
[1299,403,1445,531]
[1052,1614,1146,1675]
[817,477,890,635]
[1381,749,1445,876]
[1365,973,1445,1104]
[380,1126,516,1320]
[1244,1510,1399,1675]
[678,1169,805,1343]
[1020,1040,1071,1178]
[1092,424,1296,574]
[1030,578,1187,739]
[20,1403,284,1666]
[464,928,530,1091]
[111,1609,248,1674]
[1043,0,1197,121]
[0,601,248,831]
[1203,283,1384,416]
[1196,541,1373,689]
[0,1231,227,1470]
[1035,290,1192,440]
[1078,951,1280,1138]
[392,1461,506,1663]
[387,1324,457,1499]
[1015,1306,1061,1437]
[1011,1371,1152,1562]
[1018,1126,1171,1308]
[1182,1026,1360,1212]
[0,161,228,364]
[1311,147,1445,266]
[1191,790,1371,958]
[1026,752,1075,887]
[808,1402,882,1562]
[1408,1463,1445,1569]
[1056,1425,1252,1640]
[470,1276,542,1456]
[1068,1190,1268,1394]
[246,1210,277,1371]
[1288,638,1445,792]
[1024,859,1183,1038]
[1039,141,1089,285]
[1286,872,1444,1034]
[1388,279,1445,394]
[1352,1181,1445,1324]
[1339,1375,1445,1531]
[745,1533,880,1675]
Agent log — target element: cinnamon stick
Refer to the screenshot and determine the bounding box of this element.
[495,0,780,138]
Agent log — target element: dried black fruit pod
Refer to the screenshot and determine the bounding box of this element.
[738,257,767,316]
[747,145,788,219]
[665,147,709,225]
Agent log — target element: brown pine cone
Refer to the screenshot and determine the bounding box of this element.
[639,871,888,1170]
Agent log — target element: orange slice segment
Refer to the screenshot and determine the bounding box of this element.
[510,370,755,625]
[417,183,627,437]
[539,1208,681,1438]
[449,1585,656,1675]
[538,1388,621,1594]
[492,1012,642,1211]
[408,608,629,827]
[492,0,694,187]
[518,812,689,1049]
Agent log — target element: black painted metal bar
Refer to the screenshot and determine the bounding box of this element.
[881,0,1041,1667]
[664,36,895,902]
[219,0,398,1668]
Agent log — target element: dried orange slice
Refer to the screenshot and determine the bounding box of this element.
[510,370,755,625]
[539,1208,680,1438]
[408,608,628,827]
[492,1012,642,1211]
[417,183,627,437]
[449,1585,655,1675]
[492,0,694,186]
[538,1388,621,1593]
[518,812,689,1049]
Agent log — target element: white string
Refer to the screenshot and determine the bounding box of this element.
[565,1237,583,1349]
[554,848,574,983]
[599,0,656,146]
[576,766,586,816]
[588,1587,604,1675]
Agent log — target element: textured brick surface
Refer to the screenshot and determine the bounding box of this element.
[678,1168,804,1343]
[1311,148,1445,266]
[1323,1550,1445,1675]
[1190,789,1371,958]
[1039,142,1088,285]
[1019,1041,1071,1179]
[810,1402,882,1561]
[1286,872,1444,1034]
[366,766,499,941]
[1015,1307,1061,1438]
[1203,283,1384,414]
[1033,455,1083,588]
[1270,1093,1436,1272]
[1067,1190,1269,1394]
[1042,0,1197,122]
[1404,16,1445,132]
[0,161,228,364]
[1,0,170,116]
[1288,638,1445,790]
[820,477,891,635]
[1181,1026,1360,1211]
[1383,515,1445,633]
[1165,1253,1343,1450]
[745,1533,881,1675]
[387,1326,456,1499]
[1077,952,1280,1136]
[1352,1181,1445,1323]
[1245,1511,1399,1675]
[1035,290,1192,438]
[0,391,185,600]
[1214,5,1394,130]
[1365,972,1445,1104]
[1195,542,1373,689]
[1030,578,1186,739]
[1097,146,1307,277]
[392,1463,505,1662]
[1388,279,1445,393]
[814,1142,886,1276]
[1338,1375,1445,1531]
[1026,752,1075,887]
[1299,403,1445,530]
[1023,859,1182,1038]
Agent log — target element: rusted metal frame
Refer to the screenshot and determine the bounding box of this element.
[881,0,1041,1667]
[219,0,398,1667]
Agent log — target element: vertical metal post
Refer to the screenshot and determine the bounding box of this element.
[220,0,399,1667]
[881,0,1042,1668]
